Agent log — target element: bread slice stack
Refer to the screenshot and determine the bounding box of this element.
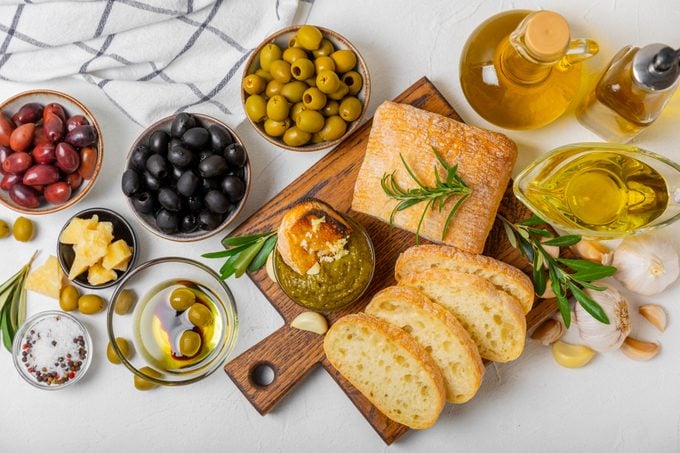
[323,244,534,429]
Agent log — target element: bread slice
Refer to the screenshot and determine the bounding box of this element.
[399,269,526,362]
[277,198,352,275]
[365,286,485,403]
[395,244,535,314]
[324,313,445,429]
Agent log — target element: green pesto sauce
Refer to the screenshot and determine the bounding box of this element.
[275,227,374,311]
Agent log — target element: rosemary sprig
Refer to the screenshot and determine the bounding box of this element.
[381,147,472,244]
[0,251,38,352]
[203,231,278,279]
[498,214,617,327]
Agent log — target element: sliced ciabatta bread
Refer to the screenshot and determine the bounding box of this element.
[365,286,485,403]
[395,244,534,314]
[323,313,445,429]
[399,269,526,362]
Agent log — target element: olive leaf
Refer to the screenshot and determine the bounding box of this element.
[205,231,278,280]
[0,252,37,352]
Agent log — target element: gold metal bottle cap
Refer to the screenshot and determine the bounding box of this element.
[524,11,570,61]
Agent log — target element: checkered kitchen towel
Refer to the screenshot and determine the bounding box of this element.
[0,0,312,126]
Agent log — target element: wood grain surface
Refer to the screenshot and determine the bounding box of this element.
[224,77,557,444]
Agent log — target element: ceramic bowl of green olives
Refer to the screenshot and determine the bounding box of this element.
[242,24,370,151]
[122,113,250,242]
[107,257,239,387]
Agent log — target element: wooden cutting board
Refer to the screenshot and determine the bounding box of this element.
[224,77,557,444]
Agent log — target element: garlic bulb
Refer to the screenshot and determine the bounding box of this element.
[612,235,679,295]
[573,282,631,352]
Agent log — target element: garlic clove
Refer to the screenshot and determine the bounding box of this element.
[620,337,660,361]
[540,237,560,260]
[531,319,564,345]
[291,311,328,335]
[551,341,596,368]
[571,239,613,265]
[536,277,556,299]
[639,304,667,332]
[266,251,277,283]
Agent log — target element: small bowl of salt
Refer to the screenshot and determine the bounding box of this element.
[13,311,92,390]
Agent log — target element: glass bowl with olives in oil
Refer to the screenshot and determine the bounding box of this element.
[107,257,238,387]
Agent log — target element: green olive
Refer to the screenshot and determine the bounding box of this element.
[170,287,195,312]
[319,115,347,141]
[342,71,363,96]
[296,25,323,51]
[134,366,162,391]
[245,95,267,123]
[269,60,292,83]
[291,58,315,81]
[283,47,308,64]
[114,289,137,315]
[255,69,273,82]
[179,330,202,357]
[264,118,290,137]
[266,95,290,122]
[280,81,308,103]
[339,96,363,122]
[321,100,339,117]
[314,56,335,74]
[312,38,335,58]
[290,102,307,124]
[188,303,213,328]
[243,74,266,95]
[265,79,285,98]
[302,87,327,110]
[311,132,324,144]
[283,126,312,147]
[304,77,316,87]
[330,49,357,73]
[0,220,8,239]
[328,81,349,101]
[107,337,132,364]
[78,294,106,315]
[59,285,79,312]
[316,70,340,94]
[259,43,282,71]
[13,217,33,242]
[296,110,325,133]
[288,35,302,48]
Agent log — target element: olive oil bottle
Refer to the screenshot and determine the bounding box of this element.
[515,144,680,237]
[460,10,598,130]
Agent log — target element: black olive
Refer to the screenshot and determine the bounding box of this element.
[187,196,203,213]
[169,138,183,150]
[149,130,170,154]
[221,175,246,203]
[121,169,141,197]
[144,171,162,192]
[156,209,178,234]
[202,177,222,192]
[198,210,224,231]
[182,127,210,150]
[198,154,228,178]
[226,166,245,179]
[169,165,183,182]
[146,154,168,179]
[208,124,233,151]
[198,150,213,162]
[132,191,155,214]
[180,213,199,233]
[204,190,231,214]
[224,143,247,168]
[171,113,196,138]
[177,170,200,197]
[167,145,194,169]
[130,144,151,171]
[157,187,181,212]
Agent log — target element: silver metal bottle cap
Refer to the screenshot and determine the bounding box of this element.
[632,43,680,91]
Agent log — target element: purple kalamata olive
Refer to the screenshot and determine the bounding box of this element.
[9,123,35,152]
[55,142,80,174]
[65,115,89,133]
[23,164,60,186]
[2,152,33,175]
[32,143,56,164]
[12,103,43,126]
[0,173,20,191]
[43,103,66,121]
[9,184,40,208]
[65,125,97,147]
[66,172,83,190]
[0,112,16,147]
[44,112,65,143]
[44,181,71,205]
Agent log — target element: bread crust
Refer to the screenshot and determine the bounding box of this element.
[324,313,446,429]
[395,244,535,314]
[367,286,485,403]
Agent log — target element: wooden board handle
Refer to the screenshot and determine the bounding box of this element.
[224,325,325,415]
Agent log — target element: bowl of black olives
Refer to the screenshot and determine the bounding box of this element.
[122,113,250,242]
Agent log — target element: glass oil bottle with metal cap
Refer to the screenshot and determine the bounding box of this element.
[460,10,599,130]
[577,45,680,143]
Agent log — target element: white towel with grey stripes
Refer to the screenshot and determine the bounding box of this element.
[0,0,310,126]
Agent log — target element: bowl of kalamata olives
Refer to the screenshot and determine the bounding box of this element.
[242,24,370,152]
[0,90,103,214]
[122,113,250,242]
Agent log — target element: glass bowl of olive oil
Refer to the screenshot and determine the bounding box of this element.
[514,142,680,238]
[107,257,238,386]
